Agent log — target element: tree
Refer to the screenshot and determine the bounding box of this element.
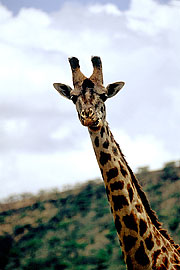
[162,162,179,182]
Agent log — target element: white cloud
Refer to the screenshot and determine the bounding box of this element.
[126,0,180,35]
[0,7,51,50]
[113,129,177,171]
[170,88,180,117]
[89,3,122,16]
[0,3,12,21]
[0,0,179,199]
[0,139,99,199]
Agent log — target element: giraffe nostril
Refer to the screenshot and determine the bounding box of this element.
[81,109,94,118]
[89,108,93,117]
[81,110,86,118]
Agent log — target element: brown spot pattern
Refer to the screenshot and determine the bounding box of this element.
[106,167,118,182]
[155,234,161,246]
[145,233,154,251]
[119,161,128,177]
[123,212,138,233]
[139,218,147,237]
[106,126,110,136]
[110,132,114,143]
[135,241,150,266]
[135,204,143,213]
[127,184,134,202]
[99,151,111,166]
[103,139,109,149]
[126,255,133,270]
[110,181,124,191]
[157,264,167,270]
[100,168,103,177]
[115,215,122,234]
[123,235,138,252]
[162,247,167,253]
[112,195,129,211]
[152,250,161,268]
[162,256,169,268]
[94,136,99,147]
[173,254,180,264]
[100,126,105,138]
[112,146,118,156]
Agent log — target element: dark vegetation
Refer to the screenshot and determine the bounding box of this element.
[0,161,180,270]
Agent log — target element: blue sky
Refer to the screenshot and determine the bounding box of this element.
[1,0,130,14]
[0,0,179,199]
[0,0,170,14]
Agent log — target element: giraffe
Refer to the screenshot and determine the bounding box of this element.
[53,56,180,270]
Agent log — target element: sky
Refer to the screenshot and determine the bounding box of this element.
[0,0,180,200]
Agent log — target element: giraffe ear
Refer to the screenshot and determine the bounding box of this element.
[53,83,72,100]
[106,82,125,98]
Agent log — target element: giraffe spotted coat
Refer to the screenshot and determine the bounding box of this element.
[53,56,180,270]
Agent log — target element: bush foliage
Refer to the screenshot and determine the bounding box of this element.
[0,165,179,270]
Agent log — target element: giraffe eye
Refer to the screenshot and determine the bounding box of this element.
[99,93,108,102]
[71,95,78,104]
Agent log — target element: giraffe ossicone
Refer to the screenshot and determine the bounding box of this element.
[53,56,180,270]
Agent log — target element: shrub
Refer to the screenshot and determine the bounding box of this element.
[169,217,179,231]
[0,234,13,269]
[0,215,5,224]
[13,225,25,236]
[94,248,110,270]
[162,162,179,182]
[95,184,105,199]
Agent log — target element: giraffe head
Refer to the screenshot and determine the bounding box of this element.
[53,56,125,130]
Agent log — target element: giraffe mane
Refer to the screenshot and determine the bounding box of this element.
[115,140,180,255]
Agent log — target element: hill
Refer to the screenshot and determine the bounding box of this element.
[0,162,180,270]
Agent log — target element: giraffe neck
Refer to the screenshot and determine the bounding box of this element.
[88,121,180,270]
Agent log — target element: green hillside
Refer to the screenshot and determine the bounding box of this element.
[0,162,180,270]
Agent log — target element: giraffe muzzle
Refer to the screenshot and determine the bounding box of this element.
[82,118,100,127]
[83,119,95,126]
[80,109,100,127]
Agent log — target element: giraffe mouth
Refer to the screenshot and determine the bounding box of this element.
[82,118,100,127]
[91,119,100,127]
[88,119,102,132]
